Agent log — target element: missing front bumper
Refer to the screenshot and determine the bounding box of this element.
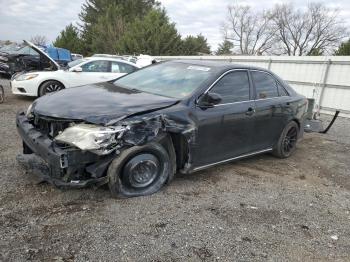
[16,111,113,188]
[16,153,107,188]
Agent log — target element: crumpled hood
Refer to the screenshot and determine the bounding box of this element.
[32,82,179,125]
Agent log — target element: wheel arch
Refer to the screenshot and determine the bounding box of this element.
[165,132,190,173]
[37,79,66,96]
[291,118,300,130]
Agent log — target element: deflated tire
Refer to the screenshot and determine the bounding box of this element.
[107,142,173,198]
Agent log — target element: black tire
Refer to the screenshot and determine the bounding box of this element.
[38,80,64,96]
[108,142,174,198]
[273,121,299,158]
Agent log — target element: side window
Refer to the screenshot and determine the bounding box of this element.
[210,71,250,104]
[251,71,279,99]
[81,60,110,72]
[277,82,289,96]
[111,62,120,73]
[111,62,137,74]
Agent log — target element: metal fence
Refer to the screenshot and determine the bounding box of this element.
[155,55,350,118]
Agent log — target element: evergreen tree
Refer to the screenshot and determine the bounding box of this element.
[53,24,84,54]
[335,40,350,55]
[180,34,211,55]
[116,9,182,55]
[79,0,159,54]
[216,39,233,55]
[89,3,125,54]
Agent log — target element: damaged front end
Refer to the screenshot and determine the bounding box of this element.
[16,107,196,188]
[1,40,60,79]
[16,112,115,187]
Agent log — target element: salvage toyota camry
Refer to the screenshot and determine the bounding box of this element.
[16,60,308,197]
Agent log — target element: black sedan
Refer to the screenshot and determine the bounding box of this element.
[16,60,308,197]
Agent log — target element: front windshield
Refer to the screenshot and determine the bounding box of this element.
[68,58,87,68]
[114,62,213,99]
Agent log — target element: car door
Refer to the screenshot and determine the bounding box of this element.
[110,61,138,80]
[193,70,256,167]
[66,60,111,87]
[250,70,292,150]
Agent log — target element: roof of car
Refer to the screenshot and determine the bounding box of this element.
[169,59,297,96]
[84,56,140,67]
[170,59,265,71]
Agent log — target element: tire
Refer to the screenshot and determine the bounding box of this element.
[38,80,64,96]
[272,121,299,158]
[107,142,174,198]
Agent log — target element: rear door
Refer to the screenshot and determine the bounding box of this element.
[194,70,256,167]
[250,70,291,150]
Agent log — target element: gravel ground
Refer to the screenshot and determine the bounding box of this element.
[0,79,350,261]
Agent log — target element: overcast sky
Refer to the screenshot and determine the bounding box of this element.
[0,0,349,50]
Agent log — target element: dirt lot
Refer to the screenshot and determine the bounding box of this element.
[1,79,350,261]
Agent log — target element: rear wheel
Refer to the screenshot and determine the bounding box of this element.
[273,121,299,158]
[39,80,64,96]
[108,142,173,198]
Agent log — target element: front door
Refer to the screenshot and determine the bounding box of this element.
[193,70,256,167]
[67,60,112,87]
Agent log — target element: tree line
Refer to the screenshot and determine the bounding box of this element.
[53,0,350,56]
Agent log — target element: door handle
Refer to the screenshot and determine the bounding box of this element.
[246,107,255,116]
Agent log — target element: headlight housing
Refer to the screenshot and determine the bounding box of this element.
[15,73,39,81]
[54,124,127,155]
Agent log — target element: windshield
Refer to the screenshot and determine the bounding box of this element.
[114,62,213,99]
[68,58,87,68]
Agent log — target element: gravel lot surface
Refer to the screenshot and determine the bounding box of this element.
[1,79,349,261]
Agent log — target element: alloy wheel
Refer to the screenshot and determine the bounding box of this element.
[45,83,63,93]
[282,126,298,154]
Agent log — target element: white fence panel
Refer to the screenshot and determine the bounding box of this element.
[156,56,350,117]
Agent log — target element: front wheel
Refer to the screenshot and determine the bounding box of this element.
[273,121,299,158]
[107,142,173,198]
[38,80,64,96]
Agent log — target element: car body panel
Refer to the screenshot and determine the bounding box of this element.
[193,100,256,166]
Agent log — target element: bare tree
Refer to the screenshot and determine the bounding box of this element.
[223,4,276,55]
[30,35,48,46]
[269,3,347,55]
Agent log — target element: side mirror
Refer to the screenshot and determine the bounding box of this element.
[197,92,222,108]
[71,66,82,72]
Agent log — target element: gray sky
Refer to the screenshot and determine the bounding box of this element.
[0,0,349,50]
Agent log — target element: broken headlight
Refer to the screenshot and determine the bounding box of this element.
[54,124,126,155]
[26,103,34,119]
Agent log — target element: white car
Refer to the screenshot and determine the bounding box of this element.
[11,42,140,97]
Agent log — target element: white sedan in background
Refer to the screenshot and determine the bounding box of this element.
[11,50,140,97]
